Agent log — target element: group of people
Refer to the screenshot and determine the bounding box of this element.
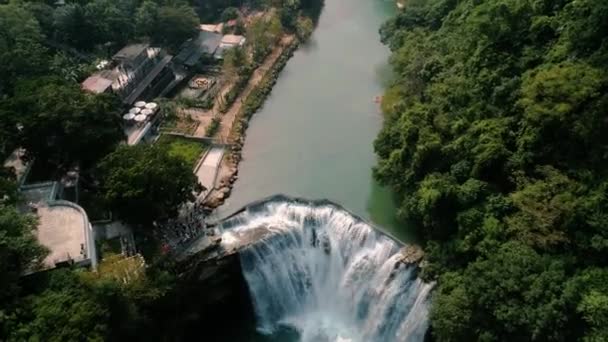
[155,201,210,253]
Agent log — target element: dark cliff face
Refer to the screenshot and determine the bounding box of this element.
[162,251,256,341]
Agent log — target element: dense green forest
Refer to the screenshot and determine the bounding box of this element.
[376,0,608,340]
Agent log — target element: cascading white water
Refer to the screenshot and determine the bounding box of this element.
[219,197,433,342]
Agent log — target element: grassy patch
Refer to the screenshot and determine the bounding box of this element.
[83,254,146,285]
[157,135,206,167]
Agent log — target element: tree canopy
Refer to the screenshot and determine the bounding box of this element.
[0,206,47,313]
[0,4,48,94]
[98,144,200,225]
[1,78,123,167]
[376,0,608,340]
[248,13,283,64]
[140,4,200,51]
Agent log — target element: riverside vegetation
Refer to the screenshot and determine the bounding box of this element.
[376,0,608,340]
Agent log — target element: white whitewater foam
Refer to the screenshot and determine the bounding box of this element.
[220,199,433,342]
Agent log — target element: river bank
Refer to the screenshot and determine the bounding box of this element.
[200,36,300,209]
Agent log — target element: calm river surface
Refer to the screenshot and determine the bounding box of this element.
[217,0,411,241]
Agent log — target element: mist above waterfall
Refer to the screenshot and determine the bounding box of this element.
[219,198,433,342]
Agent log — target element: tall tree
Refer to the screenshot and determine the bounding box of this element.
[84,0,135,46]
[0,4,48,94]
[135,0,160,38]
[53,4,97,50]
[97,144,200,225]
[0,205,47,336]
[151,5,199,51]
[5,78,123,167]
[248,14,283,64]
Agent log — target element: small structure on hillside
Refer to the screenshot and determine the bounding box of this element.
[3,151,97,272]
[215,34,246,59]
[220,34,246,47]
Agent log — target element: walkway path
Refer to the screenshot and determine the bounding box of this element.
[195,147,225,199]
[217,35,295,142]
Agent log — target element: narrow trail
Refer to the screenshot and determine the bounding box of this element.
[199,35,295,207]
[217,35,295,142]
[188,34,294,140]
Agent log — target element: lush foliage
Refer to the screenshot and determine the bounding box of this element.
[0,4,48,94]
[248,13,283,64]
[220,6,239,22]
[0,176,173,341]
[222,46,248,80]
[205,117,221,137]
[1,78,123,167]
[376,0,608,340]
[3,261,173,341]
[53,0,136,50]
[0,205,47,329]
[0,0,200,56]
[149,4,200,51]
[295,16,314,42]
[220,65,254,113]
[98,144,200,225]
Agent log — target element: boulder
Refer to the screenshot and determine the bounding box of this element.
[398,245,424,265]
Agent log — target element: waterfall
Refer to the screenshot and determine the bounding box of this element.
[219,197,433,342]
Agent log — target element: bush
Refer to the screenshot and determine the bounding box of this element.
[220,7,238,22]
[220,67,253,113]
[205,117,221,137]
[178,96,213,110]
[97,144,198,225]
[234,19,245,35]
[296,17,314,42]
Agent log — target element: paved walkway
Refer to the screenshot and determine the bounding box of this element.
[195,147,225,199]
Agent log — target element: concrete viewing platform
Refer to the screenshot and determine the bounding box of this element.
[195,147,225,199]
[36,203,88,268]
[19,182,97,270]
